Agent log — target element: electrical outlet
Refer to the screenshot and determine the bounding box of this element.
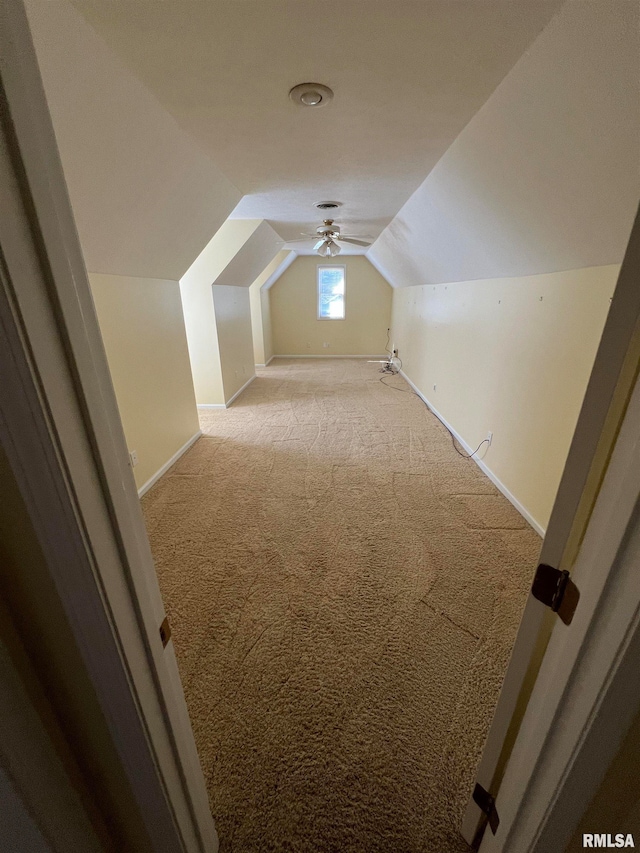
[487,431,493,445]
[307,342,311,349]
[129,450,138,467]
[323,342,329,348]
[433,384,437,391]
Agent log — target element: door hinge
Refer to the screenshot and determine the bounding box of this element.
[471,783,500,849]
[159,616,172,648]
[531,563,580,625]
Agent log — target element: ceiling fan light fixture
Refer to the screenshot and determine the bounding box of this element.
[315,239,341,257]
[289,82,334,108]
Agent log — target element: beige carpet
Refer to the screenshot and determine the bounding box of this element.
[142,358,541,853]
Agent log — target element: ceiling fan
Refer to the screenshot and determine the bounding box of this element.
[281,220,372,256]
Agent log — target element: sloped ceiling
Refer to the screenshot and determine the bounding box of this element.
[214,222,283,288]
[26,0,241,281]
[180,219,262,292]
[369,0,640,287]
[257,252,298,292]
[27,0,636,284]
[68,0,562,253]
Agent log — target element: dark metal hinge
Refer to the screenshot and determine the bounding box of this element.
[531,564,580,625]
[471,783,500,849]
[159,616,172,648]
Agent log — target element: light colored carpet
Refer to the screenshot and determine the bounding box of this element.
[142,358,541,853]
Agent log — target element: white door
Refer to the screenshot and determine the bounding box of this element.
[1,1,217,849]
[462,205,640,849]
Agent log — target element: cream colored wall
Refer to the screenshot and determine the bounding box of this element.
[211,286,256,403]
[249,250,289,365]
[261,287,273,365]
[90,274,200,489]
[180,277,224,405]
[180,220,260,404]
[249,283,265,366]
[271,256,392,356]
[390,265,620,531]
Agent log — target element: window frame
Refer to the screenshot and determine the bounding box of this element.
[317,264,346,321]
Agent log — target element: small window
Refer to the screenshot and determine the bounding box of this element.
[317,265,346,319]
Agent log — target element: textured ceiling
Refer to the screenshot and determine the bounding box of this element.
[368,0,640,286]
[70,0,562,253]
[26,0,241,280]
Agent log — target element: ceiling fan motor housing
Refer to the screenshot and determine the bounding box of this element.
[317,219,339,237]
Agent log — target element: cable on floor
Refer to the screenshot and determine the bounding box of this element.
[379,351,403,376]
[380,330,403,375]
[378,374,489,459]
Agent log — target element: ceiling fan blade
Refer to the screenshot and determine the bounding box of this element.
[276,237,314,244]
[336,237,372,247]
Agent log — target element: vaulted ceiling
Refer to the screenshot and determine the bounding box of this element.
[27,0,638,286]
[26,0,242,280]
[369,0,640,286]
[68,0,562,252]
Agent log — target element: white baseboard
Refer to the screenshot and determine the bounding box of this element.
[255,355,274,367]
[399,370,546,537]
[137,430,202,498]
[273,354,388,359]
[225,373,256,407]
[196,375,256,410]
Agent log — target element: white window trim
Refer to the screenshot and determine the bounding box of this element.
[317,264,346,320]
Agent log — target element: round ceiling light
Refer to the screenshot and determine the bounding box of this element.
[301,91,322,106]
[289,82,334,108]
